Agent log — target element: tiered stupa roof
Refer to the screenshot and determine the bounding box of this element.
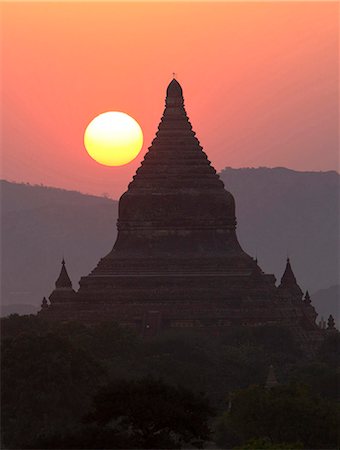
[48,259,76,305]
[111,78,237,255]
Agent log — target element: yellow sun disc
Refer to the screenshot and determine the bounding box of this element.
[84,111,143,166]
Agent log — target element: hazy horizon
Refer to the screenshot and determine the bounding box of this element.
[2,165,340,201]
[2,2,338,198]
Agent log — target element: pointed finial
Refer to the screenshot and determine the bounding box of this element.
[41,296,48,309]
[55,258,72,289]
[327,314,335,330]
[280,257,296,284]
[172,72,177,79]
[304,290,311,304]
[279,256,303,297]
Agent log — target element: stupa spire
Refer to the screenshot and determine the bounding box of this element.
[130,78,222,184]
[109,79,239,255]
[304,290,311,305]
[165,78,184,106]
[327,315,335,330]
[55,258,72,289]
[280,258,296,285]
[278,257,303,298]
[41,296,48,309]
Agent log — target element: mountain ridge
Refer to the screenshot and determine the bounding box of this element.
[1,167,339,321]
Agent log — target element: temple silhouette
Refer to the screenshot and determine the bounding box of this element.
[40,79,323,346]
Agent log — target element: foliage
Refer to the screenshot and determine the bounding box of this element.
[31,378,213,449]
[214,383,340,449]
[1,315,339,449]
[288,362,340,400]
[233,437,304,449]
[1,319,104,448]
[317,331,340,368]
[85,377,213,448]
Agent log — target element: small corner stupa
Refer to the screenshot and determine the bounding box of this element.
[39,79,322,345]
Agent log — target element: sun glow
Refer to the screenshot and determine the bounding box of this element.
[84,112,143,166]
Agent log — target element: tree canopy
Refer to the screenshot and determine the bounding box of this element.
[215,383,340,449]
[1,314,339,449]
[86,378,213,448]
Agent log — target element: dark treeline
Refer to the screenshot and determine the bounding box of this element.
[1,315,339,449]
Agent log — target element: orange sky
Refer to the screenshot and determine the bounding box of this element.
[1,2,339,198]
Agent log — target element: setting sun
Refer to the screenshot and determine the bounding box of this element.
[84,112,143,166]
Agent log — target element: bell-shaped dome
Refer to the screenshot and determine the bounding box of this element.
[166,78,184,107]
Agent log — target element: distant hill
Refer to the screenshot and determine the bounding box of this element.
[311,285,339,327]
[219,167,339,294]
[1,181,117,314]
[0,304,38,317]
[1,168,339,318]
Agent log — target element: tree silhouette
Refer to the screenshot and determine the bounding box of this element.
[83,377,213,449]
[215,383,340,449]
